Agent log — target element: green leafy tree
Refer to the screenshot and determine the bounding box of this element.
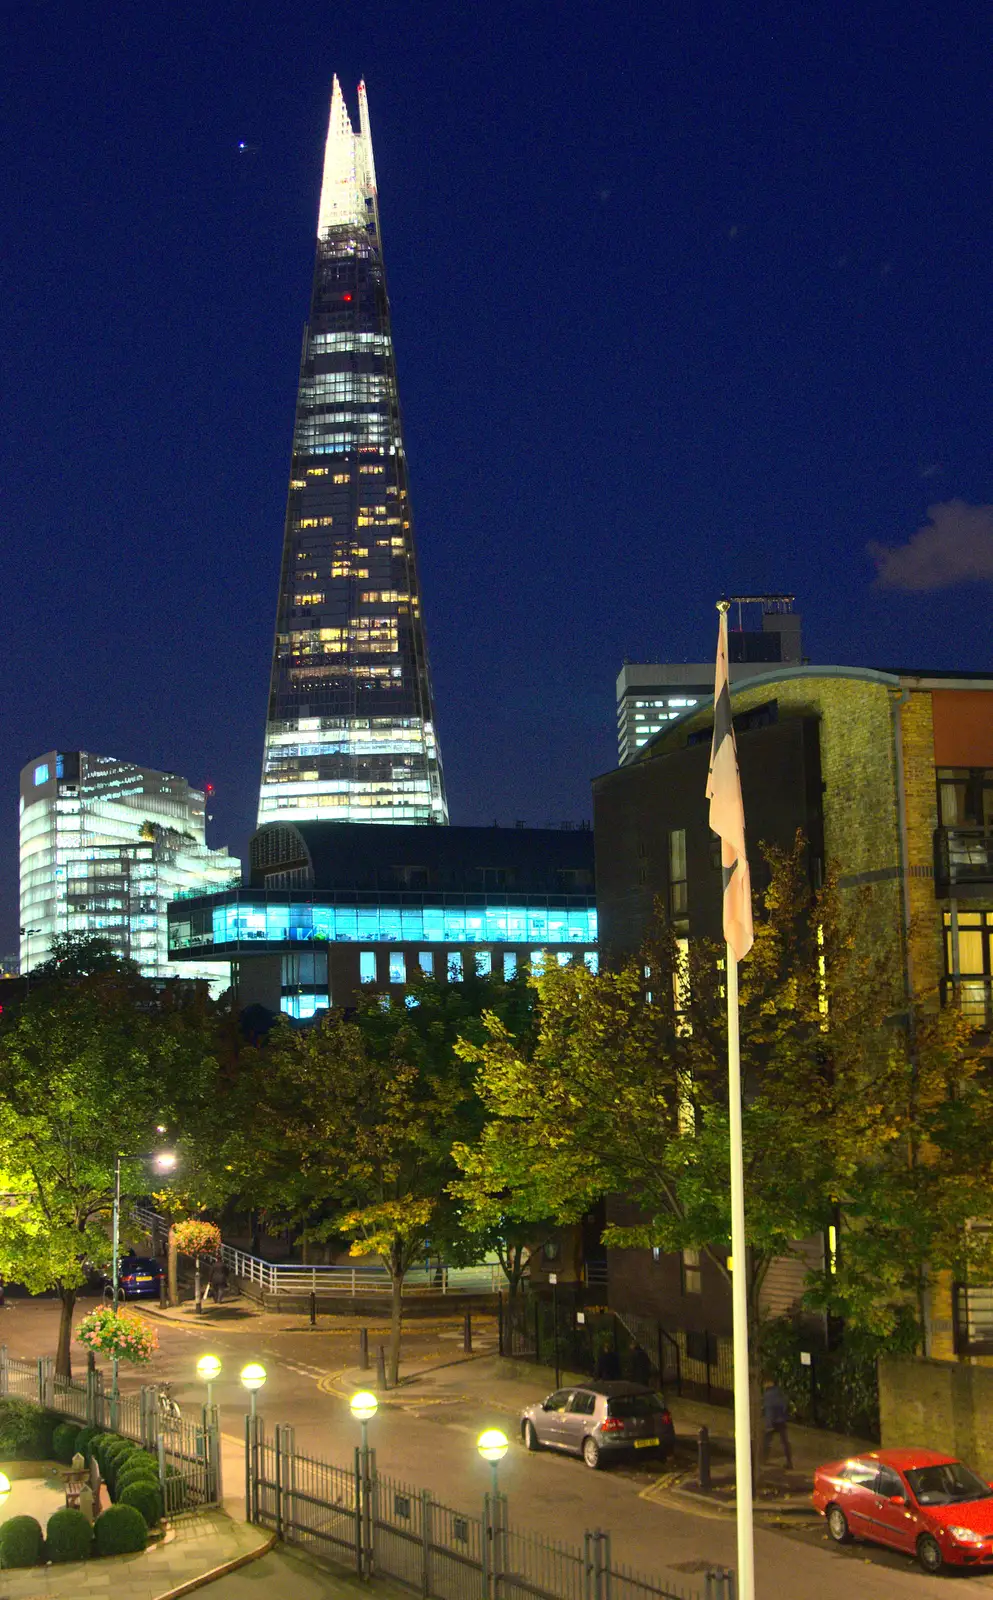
[0,965,222,1374]
[222,975,532,1380]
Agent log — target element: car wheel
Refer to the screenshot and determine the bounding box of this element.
[523,1421,539,1452]
[826,1506,851,1545]
[917,1535,943,1574]
[582,1436,601,1470]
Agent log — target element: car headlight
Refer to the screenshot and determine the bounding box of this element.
[948,1526,985,1543]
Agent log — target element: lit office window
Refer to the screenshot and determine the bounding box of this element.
[475,950,492,977]
[389,951,406,984]
[448,951,463,982]
[360,950,377,984]
[34,764,49,785]
[584,952,599,974]
[503,952,517,981]
[556,952,571,967]
[669,828,688,916]
[530,951,545,975]
[418,951,434,976]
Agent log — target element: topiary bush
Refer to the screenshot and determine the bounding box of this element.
[92,1433,125,1472]
[104,1442,137,1495]
[52,1421,79,1463]
[0,1513,44,1568]
[74,1425,101,1463]
[36,1409,63,1458]
[115,1459,160,1497]
[94,1502,147,1556]
[45,1507,94,1563]
[119,1479,162,1528]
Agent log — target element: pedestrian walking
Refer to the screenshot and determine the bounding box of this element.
[205,1258,229,1305]
[761,1379,794,1470]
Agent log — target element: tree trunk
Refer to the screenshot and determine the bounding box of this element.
[55,1287,76,1378]
[167,1225,179,1307]
[389,1274,404,1387]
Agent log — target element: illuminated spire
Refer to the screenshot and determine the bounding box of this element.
[317,74,377,236]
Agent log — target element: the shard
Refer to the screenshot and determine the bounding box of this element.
[258,77,448,827]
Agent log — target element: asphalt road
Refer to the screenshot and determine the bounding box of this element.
[3,1295,990,1599]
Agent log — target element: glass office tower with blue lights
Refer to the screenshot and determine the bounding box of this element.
[259,77,447,828]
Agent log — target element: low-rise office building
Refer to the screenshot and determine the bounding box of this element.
[594,664,993,1368]
[168,820,597,1017]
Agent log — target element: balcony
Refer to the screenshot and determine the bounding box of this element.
[939,977,993,1029]
[934,827,993,896]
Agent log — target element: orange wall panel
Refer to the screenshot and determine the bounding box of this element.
[931,690,993,766]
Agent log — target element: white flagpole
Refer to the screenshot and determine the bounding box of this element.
[726,944,755,1600]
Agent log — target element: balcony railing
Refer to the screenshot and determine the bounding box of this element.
[940,977,993,1029]
[935,827,993,895]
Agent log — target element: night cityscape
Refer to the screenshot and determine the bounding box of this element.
[1,5,992,1596]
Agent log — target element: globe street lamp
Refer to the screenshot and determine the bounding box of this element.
[197,1353,222,1407]
[110,1147,177,1397]
[240,1362,267,1420]
[477,1428,509,1498]
[349,1388,378,1460]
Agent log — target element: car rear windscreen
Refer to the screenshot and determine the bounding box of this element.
[606,1394,664,1418]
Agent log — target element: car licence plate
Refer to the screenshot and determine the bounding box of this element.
[634,1437,660,1448]
[137,1276,152,1283]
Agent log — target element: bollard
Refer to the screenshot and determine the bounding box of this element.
[463,1311,472,1353]
[310,1291,317,1327]
[377,1345,388,1390]
[159,1275,168,1310]
[359,1327,369,1370]
[697,1424,711,1491]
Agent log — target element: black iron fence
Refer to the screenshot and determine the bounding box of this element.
[246,1417,736,1600]
[498,1294,734,1403]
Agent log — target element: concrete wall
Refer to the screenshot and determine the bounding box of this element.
[879,1355,993,1477]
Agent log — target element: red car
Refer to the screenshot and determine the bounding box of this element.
[813,1448,993,1573]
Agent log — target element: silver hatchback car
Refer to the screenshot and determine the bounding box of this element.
[520,1380,676,1470]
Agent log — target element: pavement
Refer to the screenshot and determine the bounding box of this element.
[0,1508,273,1599]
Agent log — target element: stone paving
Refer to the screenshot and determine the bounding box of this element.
[0,1506,272,1600]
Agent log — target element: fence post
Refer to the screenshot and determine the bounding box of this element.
[497,1293,504,1356]
[209,1403,223,1506]
[310,1291,317,1327]
[157,1433,167,1513]
[482,1492,492,1600]
[41,1356,54,1410]
[420,1489,432,1597]
[278,1423,294,1538]
[353,1445,363,1576]
[37,1357,44,1407]
[245,1414,253,1524]
[0,1345,7,1398]
[274,1420,283,1539]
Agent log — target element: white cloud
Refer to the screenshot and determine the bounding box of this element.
[868,500,993,591]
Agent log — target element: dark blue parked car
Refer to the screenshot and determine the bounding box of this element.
[113,1257,163,1299]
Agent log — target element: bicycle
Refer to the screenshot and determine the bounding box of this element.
[157,1382,181,1426]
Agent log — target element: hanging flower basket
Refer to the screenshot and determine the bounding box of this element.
[75,1306,158,1364]
[170,1219,222,1257]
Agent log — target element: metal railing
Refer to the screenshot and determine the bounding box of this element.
[0,1346,220,1512]
[247,1417,732,1600]
[130,1204,506,1297]
[934,827,993,891]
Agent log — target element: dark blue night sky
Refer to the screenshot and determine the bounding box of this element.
[3,1,992,949]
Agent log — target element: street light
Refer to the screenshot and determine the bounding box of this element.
[197,1353,222,1407]
[477,1428,509,1498]
[19,927,40,993]
[110,1146,177,1397]
[349,1388,378,1457]
[241,1361,267,1420]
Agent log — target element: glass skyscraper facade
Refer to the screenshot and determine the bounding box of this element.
[19,751,241,989]
[258,77,447,828]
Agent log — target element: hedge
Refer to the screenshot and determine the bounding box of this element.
[116,1460,161,1498]
[74,1424,102,1464]
[119,1479,163,1528]
[0,1514,44,1568]
[94,1502,148,1556]
[45,1507,93,1563]
[0,1399,61,1460]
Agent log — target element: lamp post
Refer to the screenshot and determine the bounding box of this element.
[240,1362,267,1420]
[351,1390,378,1570]
[110,1147,177,1397]
[197,1353,222,1408]
[477,1428,509,1499]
